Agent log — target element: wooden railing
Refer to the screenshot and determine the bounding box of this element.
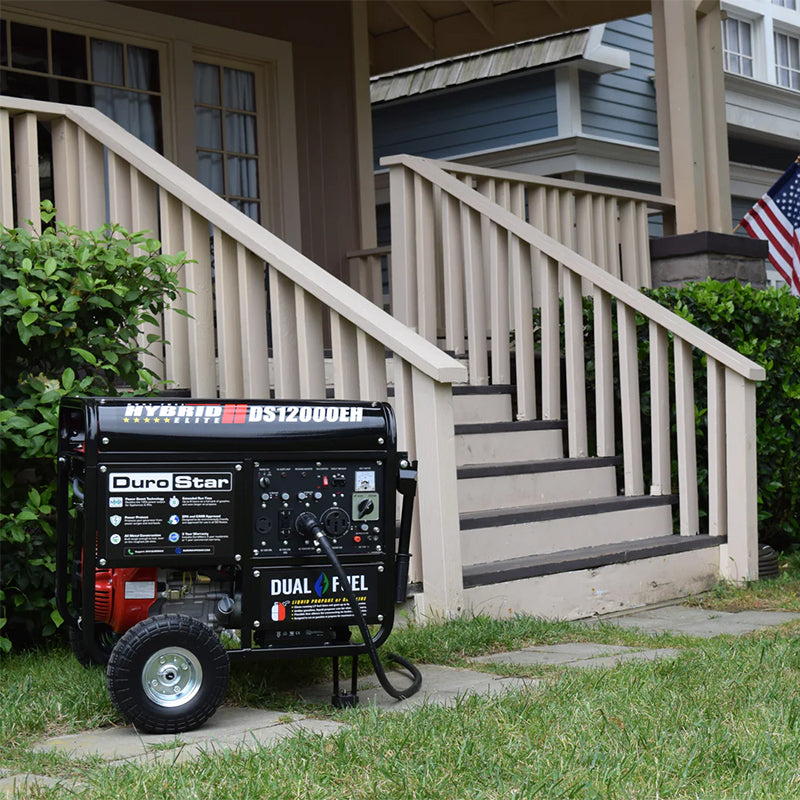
[384,154,764,582]
[346,246,391,310]
[0,97,468,616]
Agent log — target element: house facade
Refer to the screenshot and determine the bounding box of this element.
[1,1,766,622]
[372,1,800,287]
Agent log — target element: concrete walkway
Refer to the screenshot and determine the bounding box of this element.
[6,604,799,796]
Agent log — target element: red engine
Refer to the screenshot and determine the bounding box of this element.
[93,567,158,633]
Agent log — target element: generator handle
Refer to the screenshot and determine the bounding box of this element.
[55,456,78,626]
[395,455,417,604]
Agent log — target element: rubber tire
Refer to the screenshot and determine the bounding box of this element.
[68,622,119,667]
[106,615,229,734]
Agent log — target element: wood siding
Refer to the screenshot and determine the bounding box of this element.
[580,14,658,146]
[372,71,557,167]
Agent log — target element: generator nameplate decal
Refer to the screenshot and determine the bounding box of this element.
[259,565,382,626]
[100,465,238,562]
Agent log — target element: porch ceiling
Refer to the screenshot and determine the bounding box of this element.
[366,0,651,74]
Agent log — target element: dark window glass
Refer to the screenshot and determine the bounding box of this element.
[194,62,219,104]
[11,22,48,73]
[0,69,51,100]
[1,21,8,67]
[128,45,159,91]
[52,31,87,79]
[91,38,123,85]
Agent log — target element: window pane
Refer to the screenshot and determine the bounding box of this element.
[1,21,8,67]
[11,23,48,73]
[223,67,254,111]
[52,31,87,79]
[227,155,258,198]
[194,62,219,104]
[231,199,260,222]
[225,112,257,154]
[128,45,159,91]
[91,39,124,85]
[740,22,752,57]
[197,151,224,193]
[93,86,161,149]
[195,107,221,149]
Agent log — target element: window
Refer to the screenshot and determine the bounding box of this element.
[772,0,797,10]
[194,62,260,222]
[722,17,754,77]
[775,31,800,89]
[0,20,163,149]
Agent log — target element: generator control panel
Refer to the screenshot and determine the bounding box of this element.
[252,461,386,558]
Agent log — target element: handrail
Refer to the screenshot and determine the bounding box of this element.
[398,155,676,212]
[383,154,764,382]
[0,97,465,385]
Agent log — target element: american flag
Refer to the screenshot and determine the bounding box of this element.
[740,159,800,296]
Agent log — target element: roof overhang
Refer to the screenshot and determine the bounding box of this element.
[366,0,651,74]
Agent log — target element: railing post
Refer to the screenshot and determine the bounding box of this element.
[721,371,758,582]
[411,369,464,619]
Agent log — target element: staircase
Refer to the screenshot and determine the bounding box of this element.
[1,99,764,623]
[451,387,720,619]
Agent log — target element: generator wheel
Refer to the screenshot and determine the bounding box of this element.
[106,615,229,734]
[68,622,119,667]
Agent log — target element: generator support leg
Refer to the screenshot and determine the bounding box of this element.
[331,654,359,708]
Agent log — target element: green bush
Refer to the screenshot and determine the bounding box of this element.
[645,280,800,551]
[0,203,189,651]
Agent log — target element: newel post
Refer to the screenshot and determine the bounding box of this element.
[720,371,759,582]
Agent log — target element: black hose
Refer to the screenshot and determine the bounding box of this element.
[295,512,422,701]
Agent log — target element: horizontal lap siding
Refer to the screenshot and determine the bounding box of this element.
[373,72,557,166]
[580,14,658,147]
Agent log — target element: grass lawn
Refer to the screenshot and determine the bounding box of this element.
[2,564,800,799]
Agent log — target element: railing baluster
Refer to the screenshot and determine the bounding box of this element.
[593,287,615,457]
[268,266,300,397]
[541,189,561,419]
[414,175,437,342]
[295,287,326,399]
[649,322,671,494]
[330,311,360,399]
[564,268,587,456]
[617,303,644,495]
[461,202,489,385]
[441,191,466,355]
[237,245,270,397]
[0,110,13,227]
[636,201,652,289]
[182,206,217,396]
[357,330,388,402]
[213,228,244,398]
[50,118,81,228]
[389,164,417,330]
[13,113,40,230]
[674,338,699,534]
[108,152,132,231]
[77,128,105,230]
[510,184,536,421]
[707,358,726,536]
[159,189,191,391]
[619,200,640,287]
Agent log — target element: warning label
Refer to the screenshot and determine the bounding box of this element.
[100,465,238,563]
[259,565,382,626]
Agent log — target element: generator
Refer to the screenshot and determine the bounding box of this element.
[56,397,421,734]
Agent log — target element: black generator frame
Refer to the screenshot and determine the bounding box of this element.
[56,397,418,670]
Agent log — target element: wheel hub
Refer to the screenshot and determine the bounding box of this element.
[142,647,203,707]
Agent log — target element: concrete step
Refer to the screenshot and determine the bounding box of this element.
[460,495,675,566]
[455,420,565,466]
[452,385,513,424]
[456,457,620,514]
[462,534,723,620]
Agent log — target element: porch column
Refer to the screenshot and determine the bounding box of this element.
[651,0,732,235]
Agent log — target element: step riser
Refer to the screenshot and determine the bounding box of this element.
[456,429,563,466]
[462,547,721,620]
[461,504,674,566]
[457,466,617,513]
[453,393,512,424]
